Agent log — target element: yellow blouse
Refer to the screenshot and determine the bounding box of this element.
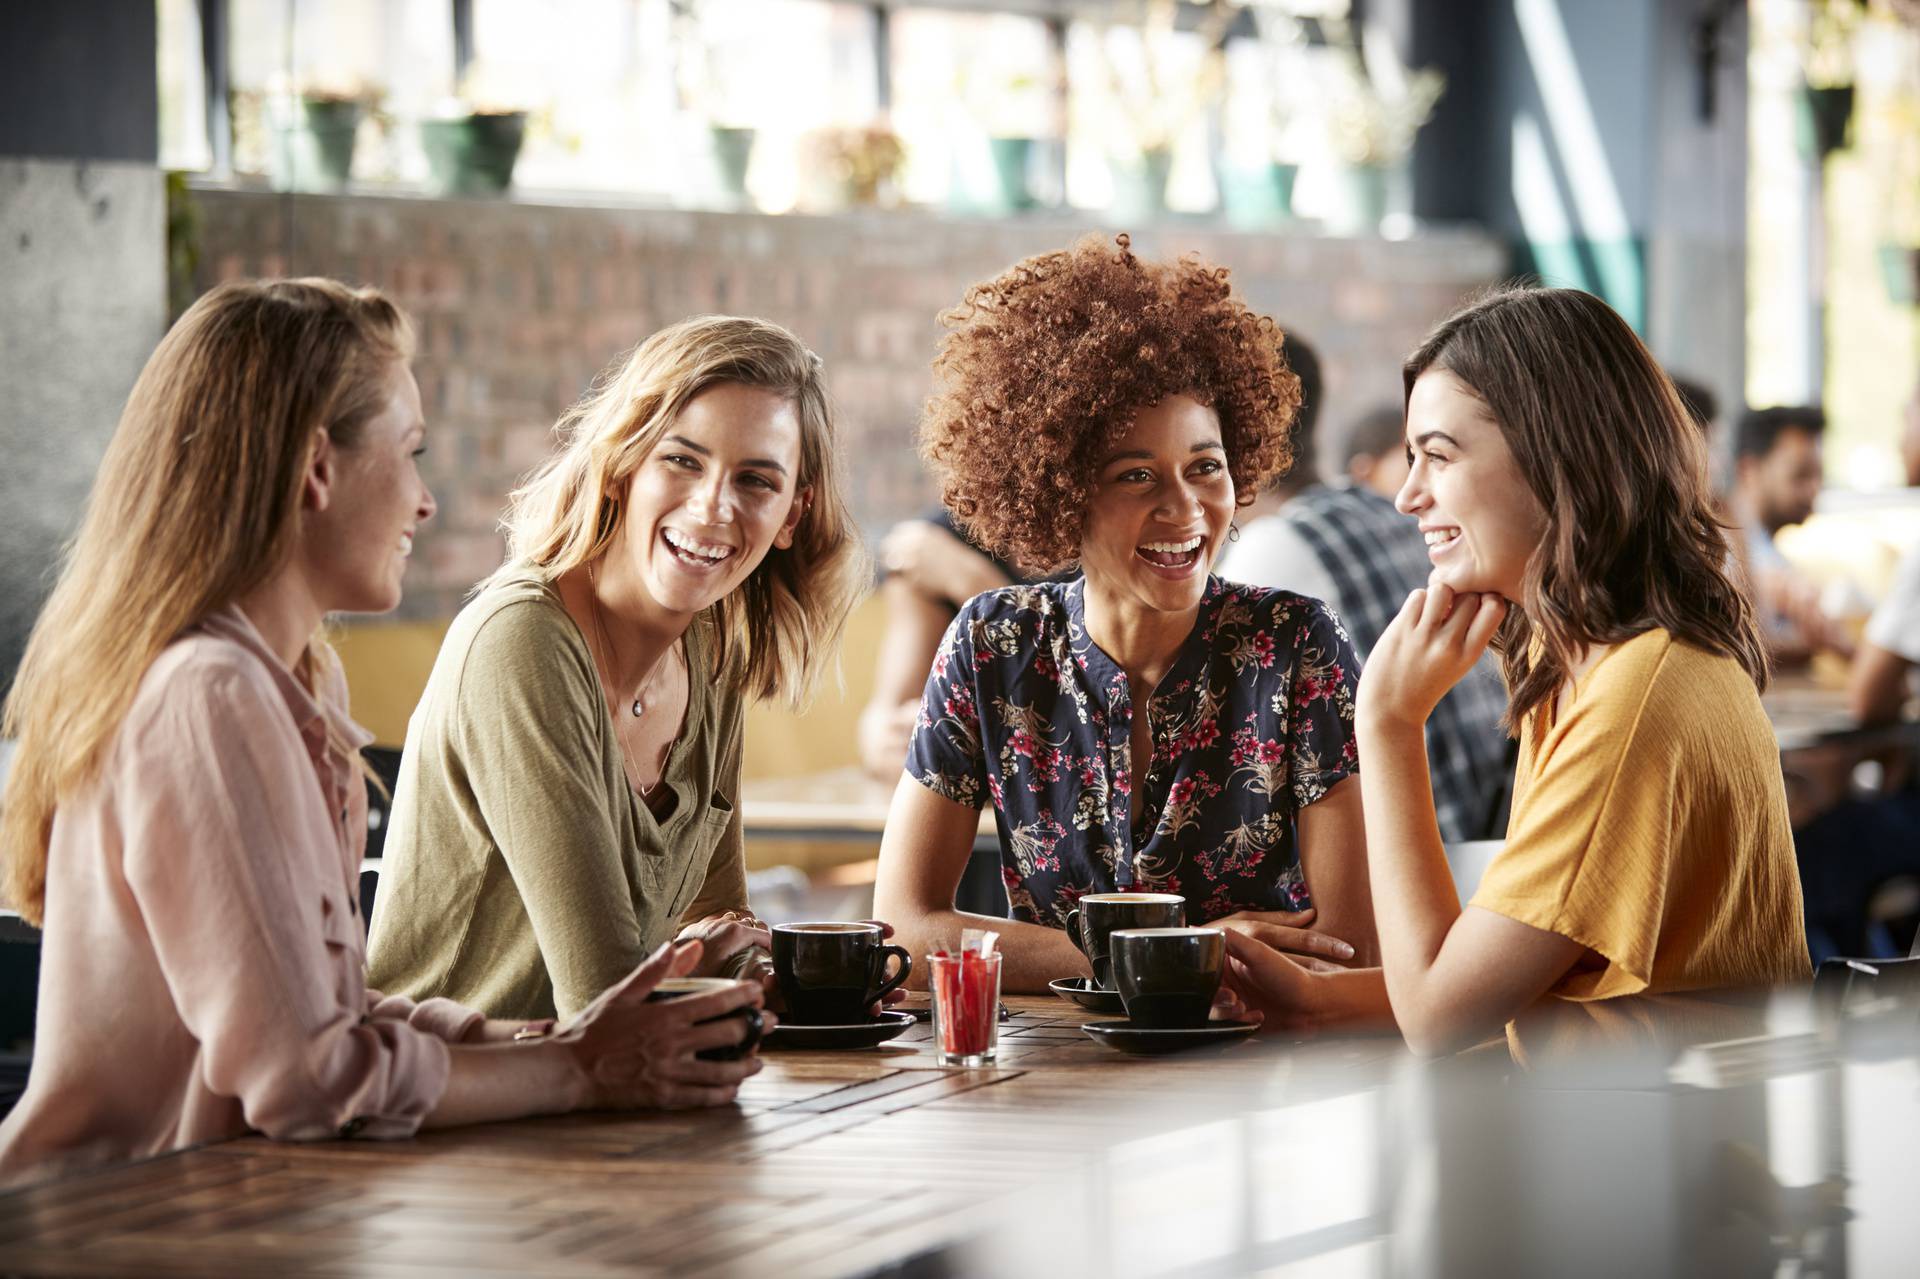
[1471,629,1811,1002]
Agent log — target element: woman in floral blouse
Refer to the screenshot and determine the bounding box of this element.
[874,235,1376,993]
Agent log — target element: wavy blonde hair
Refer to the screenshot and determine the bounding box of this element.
[486,315,867,710]
[1,279,414,924]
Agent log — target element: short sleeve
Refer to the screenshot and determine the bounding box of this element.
[1865,540,1920,663]
[903,608,990,809]
[1281,599,1361,809]
[1469,691,1673,998]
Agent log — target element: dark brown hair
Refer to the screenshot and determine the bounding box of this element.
[1404,286,1767,731]
[920,233,1299,572]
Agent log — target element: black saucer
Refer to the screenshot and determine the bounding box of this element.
[1081,1019,1261,1055]
[762,1011,916,1051]
[1049,977,1127,1015]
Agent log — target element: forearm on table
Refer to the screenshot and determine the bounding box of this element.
[1355,714,1467,1015]
[1296,777,1379,966]
[888,907,1086,994]
[1288,966,1398,1035]
[423,1040,582,1129]
[463,1018,552,1045]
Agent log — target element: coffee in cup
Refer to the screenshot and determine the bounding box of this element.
[647,976,764,1061]
[1063,893,1185,990]
[771,922,912,1025]
[1109,926,1225,1029]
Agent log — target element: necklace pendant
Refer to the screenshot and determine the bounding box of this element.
[631,695,645,718]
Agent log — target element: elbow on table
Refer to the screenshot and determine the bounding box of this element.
[243,1076,366,1142]
[1391,1002,1499,1060]
[234,1025,439,1143]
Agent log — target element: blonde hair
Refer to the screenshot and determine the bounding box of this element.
[1,278,413,924]
[487,315,868,710]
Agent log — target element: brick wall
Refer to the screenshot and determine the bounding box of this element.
[186,186,1506,621]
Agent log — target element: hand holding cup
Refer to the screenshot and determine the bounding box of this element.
[554,939,773,1111]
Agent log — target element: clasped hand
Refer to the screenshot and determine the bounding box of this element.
[554,938,773,1111]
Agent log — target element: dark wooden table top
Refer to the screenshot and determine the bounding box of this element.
[0,995,1399,1278]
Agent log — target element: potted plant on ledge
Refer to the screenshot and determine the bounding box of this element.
[269,85,377,193]
[1084,0,1233,219]
[420,75,529,197]
[1317,35,1443,236]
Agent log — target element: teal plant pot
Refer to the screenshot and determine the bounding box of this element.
[1270,161,1299,217]
[1879,244,1919,306]
[1221,161,1300,226]
[1796,84,1855,161]
[269,98,361,193]
[989,136,1038,212]
[1114,148,1174,218]
[711,126,755,202]
[421,111,527,196]
[1327,164,1390,235]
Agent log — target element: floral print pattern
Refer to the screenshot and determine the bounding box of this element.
[906,575,1361,927]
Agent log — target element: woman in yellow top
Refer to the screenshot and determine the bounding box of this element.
[1222,286,1811,1054]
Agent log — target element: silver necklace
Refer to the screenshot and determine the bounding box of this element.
[586,563,670,718]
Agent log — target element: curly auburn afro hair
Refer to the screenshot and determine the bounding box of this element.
[919,233,1301,573]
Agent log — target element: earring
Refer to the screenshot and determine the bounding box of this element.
[1228,522,1241,543]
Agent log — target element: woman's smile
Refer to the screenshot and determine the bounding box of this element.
[1135,533,1207,575]
[659,526,737,572]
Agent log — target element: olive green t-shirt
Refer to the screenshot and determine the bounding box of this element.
[366,570,749,1020]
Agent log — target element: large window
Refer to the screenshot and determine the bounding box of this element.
[889,8,1056,212]
[158,0,1417,226]
[1748,0,1920,490]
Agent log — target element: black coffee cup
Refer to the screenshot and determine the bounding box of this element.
[1110,927,1225,1029]
[1063,893,1185,990]
[646,976,764,1061]
[771,922,912,1025]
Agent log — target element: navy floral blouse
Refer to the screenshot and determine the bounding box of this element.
[906,575,1362,927]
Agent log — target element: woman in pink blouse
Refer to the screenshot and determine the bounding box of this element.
[0,279,769,1187]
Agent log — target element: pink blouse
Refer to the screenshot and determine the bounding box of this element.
[0,606,481,1187]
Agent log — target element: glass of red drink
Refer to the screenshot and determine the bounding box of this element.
[929,950,1002,1066]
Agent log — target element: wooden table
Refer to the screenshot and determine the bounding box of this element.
[5,988,1918,1275]
[1763,676,1920,827]
[0,996,1399,1277]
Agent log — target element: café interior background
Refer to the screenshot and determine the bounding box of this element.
[2,0,1918,783]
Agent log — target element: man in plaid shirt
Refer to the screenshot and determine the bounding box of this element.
[1220,340,1510,842]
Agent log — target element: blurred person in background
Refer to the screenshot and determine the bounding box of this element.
[1220,370,1509,844]
[0,281,767,1188]
[1795,375,1920,963]
[857,514,1035,780]
[1669,375,1718,442]
[1851,374,1920,727]
[1341,403,1415,499]
[1729,405,1853,665]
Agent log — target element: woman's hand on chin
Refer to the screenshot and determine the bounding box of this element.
[1357,580,1507,730]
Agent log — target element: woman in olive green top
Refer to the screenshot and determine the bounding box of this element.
[368,317,868,1020]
